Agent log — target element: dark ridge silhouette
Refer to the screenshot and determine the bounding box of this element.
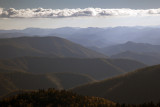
[72,64,160,104]
[0,88,116,107]
[2,88,160,107]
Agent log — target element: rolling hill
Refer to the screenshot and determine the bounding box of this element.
[72,64,160,104]
[0,57,146,80]
[111,51,160,65]
[0,56,146,97]
[0,71,95,98]
[0,36,107,58]
[95,41,160,65]
[100,41,160,56]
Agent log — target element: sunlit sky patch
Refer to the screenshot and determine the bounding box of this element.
[0,15,160,30]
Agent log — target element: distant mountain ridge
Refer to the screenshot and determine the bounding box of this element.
[101,41,160,56]
[0,33,30,38]
[111,51,160,65]
[1,26,160,47]
[97,41,160,65]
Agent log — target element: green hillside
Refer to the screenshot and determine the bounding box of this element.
[0,36,106,58]
[72,64,160,104]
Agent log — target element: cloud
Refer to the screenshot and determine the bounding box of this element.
[0,8,3,14]
[0,8,160,18]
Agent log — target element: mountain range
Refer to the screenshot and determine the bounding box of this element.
[0,36,147,99]
[94,41,160,65]
[100,41,160,56]
[0,28,160,105]
[1,26,160,48]
[111,51,160,65]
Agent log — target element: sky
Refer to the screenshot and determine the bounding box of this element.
[0,0,160,29]
[0,0,160,9]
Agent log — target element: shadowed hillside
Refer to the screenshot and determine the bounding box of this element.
[0,56,146,98]
[0,57,146,80]
[0,71,94,98]
[0,71,57,97]
[2,88,160,107]
[0,36,107,58]
[72,64,160,104]
[47,72,96,89]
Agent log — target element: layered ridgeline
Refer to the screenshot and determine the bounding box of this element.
[0,36,106,58]
[1,26,160,48]
[0,57,146,80]
[72,64,160,104]
[0,57,146,98]
[96,41,160,65]
[111,51,160,65]
[0,36,146,99]
[0,33,31,38]
[100,41,160,56]
[1,29,160,66]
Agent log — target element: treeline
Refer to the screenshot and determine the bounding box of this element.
[0,88,115,107]
[116,102,160,107]
[1,88,160,107]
